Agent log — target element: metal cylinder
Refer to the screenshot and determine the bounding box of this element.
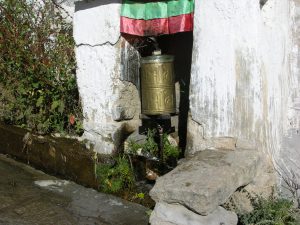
[141,54,176,115]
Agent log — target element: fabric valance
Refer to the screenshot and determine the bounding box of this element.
[120,0,195,36]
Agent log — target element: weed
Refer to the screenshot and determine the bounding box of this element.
[134,192,145,200]
[96,156,135,194]
[163,133,180,159]
[143,129,159,156]
[127,129,180,161]
[239,196,298,225]
[127,139,143,154]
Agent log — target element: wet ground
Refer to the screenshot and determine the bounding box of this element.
[0,154,149,225]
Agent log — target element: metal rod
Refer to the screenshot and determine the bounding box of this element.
[157,124,164,162]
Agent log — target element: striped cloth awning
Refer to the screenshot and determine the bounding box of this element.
[120,0,195,36]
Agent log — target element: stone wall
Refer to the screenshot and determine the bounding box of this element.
[72,0,300,184]
[188,0,298,172]
[73,0,140,154]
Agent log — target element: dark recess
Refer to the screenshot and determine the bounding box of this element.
[260,0,268,9]
[158,32,194,156]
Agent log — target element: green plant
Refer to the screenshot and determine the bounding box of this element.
[127,139,143,154]
[96,156,135,194]
[239,197,298,225]
[163,133,180,159]
[134,192,145,200]
[127,129,180,161]
[143,129,159,156]
[0,0,83,135]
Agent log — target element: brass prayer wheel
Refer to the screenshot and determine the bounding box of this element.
[141,53,176,115]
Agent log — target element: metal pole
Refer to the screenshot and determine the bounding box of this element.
[157,124,164,162]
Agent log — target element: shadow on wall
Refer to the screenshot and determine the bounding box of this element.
[260,0,268,9]
[75,0,121,12]
[158,32,194,154]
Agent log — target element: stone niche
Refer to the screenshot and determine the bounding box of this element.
[73,0,194,154]
[73,0,297,166]
[73,0,298,183]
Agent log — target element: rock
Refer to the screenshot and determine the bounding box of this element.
[186,118,238,155]
[209,137,237,151]
[224,166,276,213]
[146,168,159,181]
[111,104,136,121]
[185,118,206,154]
[126,130,147,145]
[150,149,262,215]
[150,203,238,225]
[235,138,257,150]
[124,130,147,155]
[111,81,140,121]
[167,134,179,147]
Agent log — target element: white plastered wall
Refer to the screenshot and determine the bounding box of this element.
[73,0,300,182]
[188,0,299,176]
[73,0,140,154]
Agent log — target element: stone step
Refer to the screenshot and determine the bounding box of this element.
[150,149,262,215]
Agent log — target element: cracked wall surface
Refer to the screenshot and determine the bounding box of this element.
[74,1,140,154]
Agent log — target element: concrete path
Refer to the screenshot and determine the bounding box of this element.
[0,154,149,225]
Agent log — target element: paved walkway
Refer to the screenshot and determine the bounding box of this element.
[0,154,149,225]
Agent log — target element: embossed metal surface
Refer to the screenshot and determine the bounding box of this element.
[141,55,176,115]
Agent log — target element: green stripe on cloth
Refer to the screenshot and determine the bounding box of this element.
[121,0,195,20]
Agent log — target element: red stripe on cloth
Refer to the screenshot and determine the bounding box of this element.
[120,13,194,36]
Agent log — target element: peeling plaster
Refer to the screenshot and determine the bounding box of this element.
[188,0,294,170]
[74,2,139,154]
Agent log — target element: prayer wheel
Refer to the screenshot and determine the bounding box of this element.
[141,52,176,115]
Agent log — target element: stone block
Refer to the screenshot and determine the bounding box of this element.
[150,203,238,225]
[235,138,257,150]
[111,105,136,121]
[209,137,237,150]
[150,149,262,215]
[111,82,140,121]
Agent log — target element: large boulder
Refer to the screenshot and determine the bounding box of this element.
[150,203,238,225]
[150,149,262,215]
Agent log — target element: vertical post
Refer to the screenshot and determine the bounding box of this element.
[157,124,164,162]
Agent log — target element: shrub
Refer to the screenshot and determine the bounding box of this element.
[239,196,298,225]
[0,0,82,135]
